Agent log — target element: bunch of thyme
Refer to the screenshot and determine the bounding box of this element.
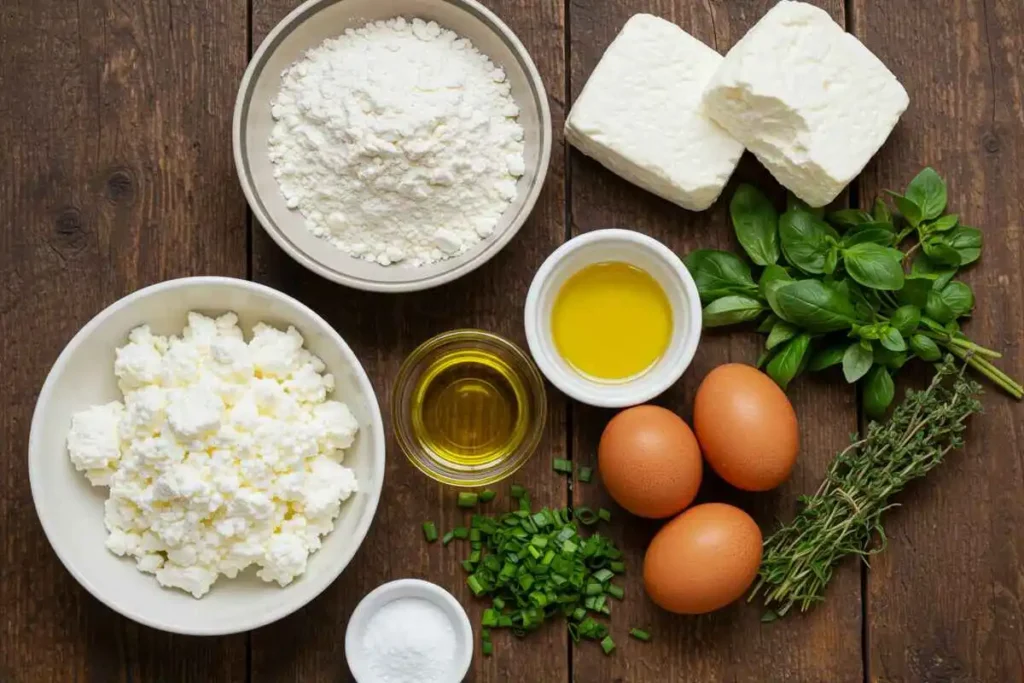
[751,356,983,618]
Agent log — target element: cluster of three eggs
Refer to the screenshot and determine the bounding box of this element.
[598,365,799,615]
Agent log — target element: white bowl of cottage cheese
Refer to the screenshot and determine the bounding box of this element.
[233,0,552,292]
[28,277,385,635]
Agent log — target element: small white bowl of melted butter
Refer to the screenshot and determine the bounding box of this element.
[524,229,702,408]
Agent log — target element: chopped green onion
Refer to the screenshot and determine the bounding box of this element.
[510,484,526,499]
[453,526,469,539]
[482,609,499,627]
[600,636,615,655]
[607,584,624,600]
[482,640,493,656]
[422,521,438,543]
[574,507,599,525]
[479,489,496,503]
[493,597,505,611]
[458,492,479,508]
[629,628,651,642]
[593,568,614,583]
[578,466,593,483]
[442,530,455,546]
[482,628,490,640]
[553,458,573,474]
[598,508,611,522]
[610,561,625,573]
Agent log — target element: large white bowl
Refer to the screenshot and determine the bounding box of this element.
[28,277,386,635]
[234,0,552,292]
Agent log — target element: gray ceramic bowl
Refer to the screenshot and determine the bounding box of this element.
[233,0,552,292]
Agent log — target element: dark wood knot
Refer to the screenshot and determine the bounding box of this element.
[51,206,89,258]
[105,168,136,205]
[982,132,1000,154]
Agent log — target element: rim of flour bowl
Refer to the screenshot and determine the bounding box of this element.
[233,0,553,292]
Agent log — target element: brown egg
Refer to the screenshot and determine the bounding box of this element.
[643,503,762,614]
[693,363,799,491]
[597,405,702,519]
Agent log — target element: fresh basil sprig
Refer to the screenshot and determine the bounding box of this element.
[686,171,1023,416]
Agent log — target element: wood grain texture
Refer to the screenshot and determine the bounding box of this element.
[568,2,863,681]
[0,1,249,682]
[247,1,567,681]
[850,1,1024,681]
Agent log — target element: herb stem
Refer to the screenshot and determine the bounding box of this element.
[943,345,1023,397]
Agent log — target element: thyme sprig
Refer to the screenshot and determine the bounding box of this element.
[750,357,983,618]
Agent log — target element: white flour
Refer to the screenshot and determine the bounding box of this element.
[268,17,526,267]
[361,597,457,683]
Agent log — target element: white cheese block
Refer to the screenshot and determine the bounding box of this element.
[703,1,909,208]
[565,14,744,211]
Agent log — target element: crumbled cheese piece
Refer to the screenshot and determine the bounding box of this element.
[702,1,909,207]
[66,312,360,599]
[565,14,744,211]
[68,402,126,485]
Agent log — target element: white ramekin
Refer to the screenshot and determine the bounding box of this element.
[524,229,702,408]
[345,579,473,683]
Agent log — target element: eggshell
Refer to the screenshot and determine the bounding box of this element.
[597,405,702,519]
[643,503,762,614]
[693,363,799,491]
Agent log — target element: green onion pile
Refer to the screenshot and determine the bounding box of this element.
[425,487,648,656]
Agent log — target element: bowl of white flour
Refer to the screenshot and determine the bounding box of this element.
[28,277,386,635]
[233,0,551,292]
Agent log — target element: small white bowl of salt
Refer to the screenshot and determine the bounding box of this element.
[346,579,473,683]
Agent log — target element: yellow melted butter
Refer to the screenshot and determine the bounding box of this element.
[551,261,672,381]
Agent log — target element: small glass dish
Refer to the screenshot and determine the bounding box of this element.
[392,329,547,487]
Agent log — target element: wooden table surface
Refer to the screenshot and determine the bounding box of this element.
[2,1,1022,681]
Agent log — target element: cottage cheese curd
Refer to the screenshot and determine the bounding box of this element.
[66,312,359,598]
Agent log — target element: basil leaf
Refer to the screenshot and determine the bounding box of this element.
[863,365,896,418]
[773,280,859,332]
[889,305,921,336]
[843,243,905,290]
[926,214,958,232]
[874,346,908,370]
[897,275,934,307]
[905,167,947,221]
[787,193,825,218]
[807,343,848,371]
[779,209,838,274]
[945,226,982,265]
[766,321,799,350]
[872,197,893,226]
[757,313,780,334]
[767,334,811,390]
[909,334,942,361]
[939,281,974,317]
[887,191,923,227]
[841,224,895,248]
[842,342,874,383]
[921,236,963,267]
[879,326,907,352]
[702,295,766,327]
[828,209,873,228]
[756,346,775,370]
[910,252,958,289]
[684,250,759,302]
[730,184,780,266]
[925,289,956,324]
[824,247,839,275]
[759,264,794,316]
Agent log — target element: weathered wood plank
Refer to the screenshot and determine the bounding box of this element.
[568,2,863,681]
[0,0,249,681]
[247,1,567,681]
[851,1,1024,681]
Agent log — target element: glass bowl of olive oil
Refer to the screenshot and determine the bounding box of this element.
[392,330,547,487]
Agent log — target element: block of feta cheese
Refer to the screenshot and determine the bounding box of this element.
[703,1,909,208]
[565,14,744,211]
